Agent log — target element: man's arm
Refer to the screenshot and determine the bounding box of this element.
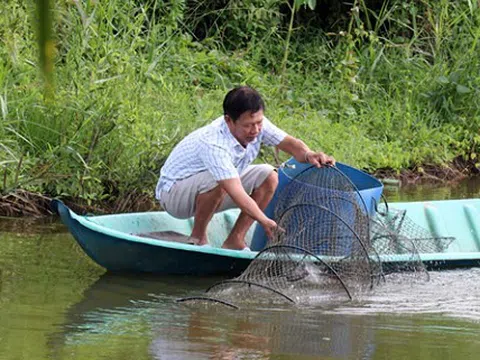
[218,177,278,238]
[276,135,335,168]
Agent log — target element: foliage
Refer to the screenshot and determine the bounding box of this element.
[0,0,479,209]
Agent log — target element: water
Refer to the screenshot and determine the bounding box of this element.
[1,179,480,359]
[383,176,480,202]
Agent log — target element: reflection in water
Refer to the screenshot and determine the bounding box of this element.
[63,273,215,320]
[0,215,64,234]
[60,273,377,359]
[54,270,480,360]
[149,309,377,360]
[0,228,104,360]
[384,176,480,202]
[154,309,376,360]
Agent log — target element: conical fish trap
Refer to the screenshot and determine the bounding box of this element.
[178,165,455,309]
[205,165,383,304]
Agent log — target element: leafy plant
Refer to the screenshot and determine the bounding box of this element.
[1,0,479,213]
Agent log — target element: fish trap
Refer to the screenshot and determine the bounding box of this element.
[177,165,455,309]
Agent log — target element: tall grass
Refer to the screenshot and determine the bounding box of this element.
[0,0,479,212]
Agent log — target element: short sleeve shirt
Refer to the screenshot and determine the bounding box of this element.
[155,116,288,198]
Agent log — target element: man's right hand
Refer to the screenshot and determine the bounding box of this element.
[261,218,283,239]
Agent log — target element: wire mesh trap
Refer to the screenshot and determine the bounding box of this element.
[177,165,455,309]
[370,206,454,280]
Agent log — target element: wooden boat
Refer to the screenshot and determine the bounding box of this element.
[52,159,480,275]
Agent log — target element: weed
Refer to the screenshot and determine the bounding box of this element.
[1,0,479,212]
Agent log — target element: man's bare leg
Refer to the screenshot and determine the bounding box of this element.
[222,171,278,250]
[191,186,227,245]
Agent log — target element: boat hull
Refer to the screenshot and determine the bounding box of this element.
[53,199,253,275]
[52,189,480,274]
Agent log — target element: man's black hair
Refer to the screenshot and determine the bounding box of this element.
[223,86,265,121]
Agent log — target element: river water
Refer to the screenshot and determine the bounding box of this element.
[1,178,480,360]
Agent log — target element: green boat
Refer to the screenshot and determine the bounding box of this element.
[52,159,480,275]
[52,198,480,275]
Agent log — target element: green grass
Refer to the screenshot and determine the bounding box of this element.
[0,0,479,211]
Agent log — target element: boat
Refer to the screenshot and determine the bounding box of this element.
[52,159,480,275]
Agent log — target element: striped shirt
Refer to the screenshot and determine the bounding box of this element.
[155,116,287,198]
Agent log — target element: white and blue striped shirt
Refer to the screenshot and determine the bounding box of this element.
[155,116,287,198]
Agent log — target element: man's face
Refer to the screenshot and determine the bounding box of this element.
[225,110,264,147]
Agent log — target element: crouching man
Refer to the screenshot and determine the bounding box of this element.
[156,86,335,250]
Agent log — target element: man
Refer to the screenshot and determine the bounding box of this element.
[156,86,335,250]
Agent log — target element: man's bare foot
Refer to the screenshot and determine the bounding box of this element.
[221,237,248,250]
[188,236,208,246]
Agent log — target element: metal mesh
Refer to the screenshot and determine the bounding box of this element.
[200,166,384,305]
[271,166,384,290]
[205,244,354,304]
[178,165,456,309]
[372,207,454,253]
[370,207,454,281]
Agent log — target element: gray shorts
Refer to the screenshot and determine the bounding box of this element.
[158,164,275,219]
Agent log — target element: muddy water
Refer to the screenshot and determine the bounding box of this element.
[1,178,480,360]
[383,176,480,202]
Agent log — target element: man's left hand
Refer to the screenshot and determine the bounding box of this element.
[305,151,336,168]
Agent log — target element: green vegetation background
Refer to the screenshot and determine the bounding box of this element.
[1,0,479,213]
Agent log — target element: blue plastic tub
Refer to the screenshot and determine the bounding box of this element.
[250,158,384,251]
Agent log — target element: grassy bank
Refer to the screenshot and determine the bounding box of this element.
[1,0,479,216]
